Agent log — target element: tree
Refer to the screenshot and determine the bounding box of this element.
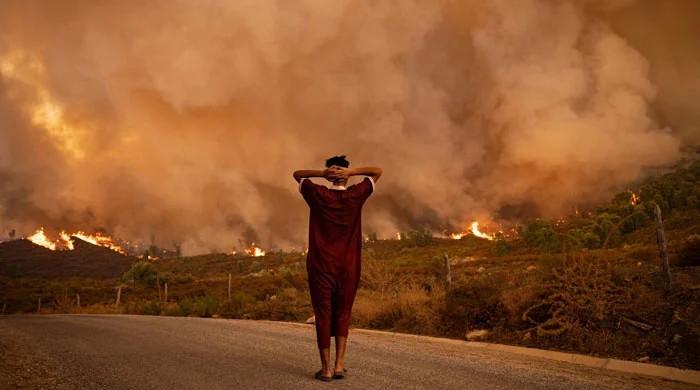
[122,261,160,287]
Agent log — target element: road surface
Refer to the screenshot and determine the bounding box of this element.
[0,314,695,389]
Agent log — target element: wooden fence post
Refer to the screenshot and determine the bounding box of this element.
[76,293,80,308]
[653,203,672,292]
[37,297,41,314]
[228,273,232,302]
[443,252,452,289]
[115,286,122,308]
[2,302,6,315]
[157,274,162,303]
[164,283,168,303]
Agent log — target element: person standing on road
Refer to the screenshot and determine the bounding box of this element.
[293,155,382,382]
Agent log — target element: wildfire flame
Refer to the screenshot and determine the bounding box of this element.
[27,227,57,250]
[70,231,126,254]
[470,221,495,240]
[26,228,126,254]
[447,221,496,241]
[243,243,266,257]
[629,190,640,205]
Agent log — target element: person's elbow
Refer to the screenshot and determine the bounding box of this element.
[293,171,303,183]
[373,167,383,182]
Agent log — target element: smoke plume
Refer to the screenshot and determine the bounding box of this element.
[0,0,697,253]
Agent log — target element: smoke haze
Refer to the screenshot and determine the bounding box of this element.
[0,0,697,254]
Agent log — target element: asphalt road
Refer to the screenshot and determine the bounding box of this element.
[0,314,695,389]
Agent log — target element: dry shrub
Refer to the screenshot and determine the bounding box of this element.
[248,290,307,322]
[500,275,547,323]
[80,303,120,314]
[440,276,509,337]
[137,300,163,315]
[360,258,410,295]
[677,234,700,267]
[625,245,656,263]
[163,302,184,316]
[353,279,445,335]
[522,255,632,336]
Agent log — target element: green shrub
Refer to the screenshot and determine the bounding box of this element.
[521,220,560,252]
[218,291,255,318]
[163,302,184,316]
[399,228,433,247]
[138,301,162,315]
[178,295,219,317]
[492,236,510,256]
[122,261,160,287]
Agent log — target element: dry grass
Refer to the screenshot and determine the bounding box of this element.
[353,282,445,335]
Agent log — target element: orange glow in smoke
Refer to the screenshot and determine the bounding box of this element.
[0,52,85,159]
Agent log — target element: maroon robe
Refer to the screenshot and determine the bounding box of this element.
[300,176,374,349]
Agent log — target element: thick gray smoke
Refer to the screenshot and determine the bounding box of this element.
[0,0,697,254]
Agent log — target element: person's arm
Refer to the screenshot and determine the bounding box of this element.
[328,166,383,183]
[293,169,331,183]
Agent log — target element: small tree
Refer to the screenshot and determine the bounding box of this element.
[123,261,160,287]
[520,220,560,252]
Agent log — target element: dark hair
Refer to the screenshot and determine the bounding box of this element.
[325,155,350,168]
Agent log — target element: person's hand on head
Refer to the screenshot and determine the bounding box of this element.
[327,166,350,181]
[323,167,336,182]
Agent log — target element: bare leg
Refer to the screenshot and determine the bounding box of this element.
[318,347,332,377]
[334,335,347,372]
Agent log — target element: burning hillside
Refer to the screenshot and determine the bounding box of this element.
[447,221,497,241]
[0,238,134,279]
[26,228,126,254]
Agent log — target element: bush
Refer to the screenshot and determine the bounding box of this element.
[138,301,162,315]
[568,227,600,249]
[440,278,508,337]
[352,283,444,335]
[122,261,160,287]
[677,235,700,267]
[218,291,255,318]
[248,292,305,321]
[163,302,185,316]
[249,261,263,273]
[399,228,433,247]
[178,295,219,317]
[521,220,560,252]
[492,236,510,256]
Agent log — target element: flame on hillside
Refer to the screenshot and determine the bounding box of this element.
[629,190,640,205]
[27,228,57,250]
[470,221,495,240]
[71,232,126,254]
[243,243,266,257]
[447,221,496,241]
[448,232,466,240]
[26,228,126,254]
